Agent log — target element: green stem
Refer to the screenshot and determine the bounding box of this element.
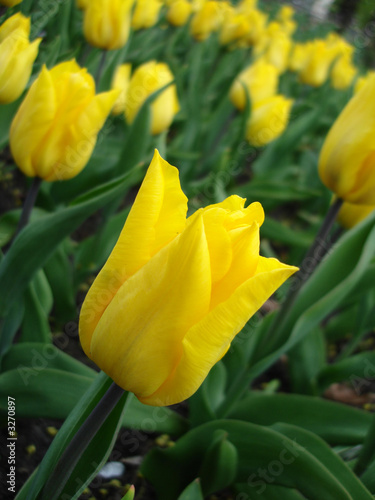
[41,382,125,500]
[354,411,375,476]
[96,50,107,88]
[14,177,42,239]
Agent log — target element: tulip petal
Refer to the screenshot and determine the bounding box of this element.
[10,66,56,177]
[140,257,297,406]
[89,213,211,397]
[79,150,188,354]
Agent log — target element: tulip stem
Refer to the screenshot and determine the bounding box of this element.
[96,50,107,88]
[41,381,126,500]
[15,177,42,239]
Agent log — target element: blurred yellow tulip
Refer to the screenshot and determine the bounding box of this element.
[132,0,163,30]
[83,0,134,50]
[0,13,41,104]
[331,55,357,90]
[246,95,293,147]
[354,71,375,94]
[257,23,292,73]
[79,150,297,406]
[0,0,22,6]
[230,58,279,110]
[318,74,375,204]
[167,0,193,26]
[125,60,179,135]
[298,40,337,87]
[288,42,310,72]
[10,61,119,181]
[190,1,223,41]
[337,201,375,229]
[111,63,132,115]
[219,11,249,46]
[243,8,267,45]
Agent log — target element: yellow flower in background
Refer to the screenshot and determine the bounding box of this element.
[132,0,163,30]
[337,201,374,229]
[330,55,357,90]
[288,42,311,72]
[167,0,193,27]
[257,23,292,73]
[111,63,132,115]
[219,10,249,46]
[245,95,293,147]
[0,13,41,104]
[190,1,223,41]
[10,61,119,181]
[242,8,267,45]
[125,60,179,135]
[229,58,279,110]
[277,5,294,21]
[318,74,375,204]
[298,40,337,87]
[79,150,297,407]
[83,0,134,50]
[237,0,257,12]
[354,71,375,94]
[0,0,22,6]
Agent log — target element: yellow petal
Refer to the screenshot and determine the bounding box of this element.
[140,256,297,406]
[79,150,188,354]
[10,66,56,177]
[89,213,211,398]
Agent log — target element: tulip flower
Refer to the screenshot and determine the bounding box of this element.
[318,74,375,205]
[167,0,193,27]
[132,0,163,30]
[83,0,134,50]
[79,150,297,406]
[298,40,337,87]
[246,95,293,147]
[256,23,292,73]
[10,60,119,181]
[125,60,179,135]
[219,11,250,46]
[0,0,22,6]
[288,42,310,72]
[354,71,375,94]
[190,1,223,41]
[111,63,132,115]
[242,8,267,45]
[229,58,279,111]
[337,201,375,229]
[330,55,357,90]
[0,13,41,104]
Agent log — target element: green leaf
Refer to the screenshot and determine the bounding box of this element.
[361,458,375,493]
[0,171,135,360]
[272,423,373,500]
[177,479,204,500]
[141,419,361,500]
[228,392,372,445]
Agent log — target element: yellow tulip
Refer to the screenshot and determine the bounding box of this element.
[243,8,267,45]
[190,1,223,41]
[10,60,119,181]
[79,150,297,406]
[330,55,357,90]
[245,95,293,147]
[125,60,179,135]
[111,63,132,115]
[0,0,22,6]
[337,201,375,229]
[277,5,294,21]
[229,58,279,110]
[0,13,41,104]
[83,0,134,50]
[354,71,375,94]
[167,0,193,27]
[219,11,249,46]
[318,74,375,205]
[132,0,163,30]
[257,24,292,73]
[237,0,258,12]
[288,42,310,72]
[298,40,337,87]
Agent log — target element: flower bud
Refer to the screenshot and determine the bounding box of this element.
[83,0,135,50]
[0,13,41,104]
[337,202,374,229]
[10,60,119,181]
[190,1,223,41]
[132,0,163,30]
[245,95,293,147]
[318,74,375,204]
[230,58,279,111]
[167,0,193,27]
[330,55,357,90]
[125,61,179,135]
